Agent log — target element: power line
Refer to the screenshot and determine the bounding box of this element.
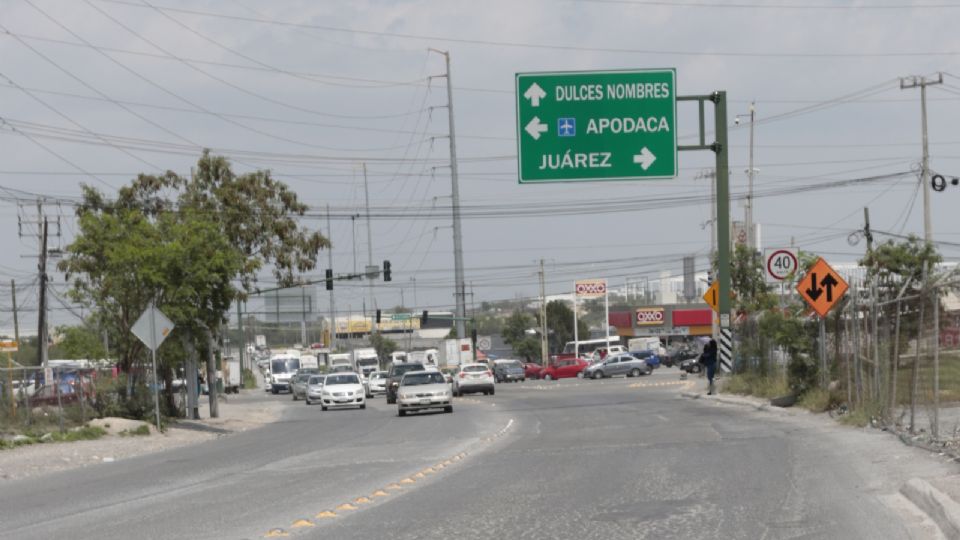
[95,0,960,58]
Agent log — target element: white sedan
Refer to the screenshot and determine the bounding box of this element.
[397,371,453,417]
[318,372,367,411]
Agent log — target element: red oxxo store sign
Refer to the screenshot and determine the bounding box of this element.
[636,307,665,326]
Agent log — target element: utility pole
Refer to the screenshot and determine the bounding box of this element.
[11,280,19,345]
[900,73,942,244]
[430,48,467,340]
[745,102,756,249]
[327,204,336,352]
[37,218,49,367]
[539,259,548,367]
[236,301,244,389]
[363,163,377,336]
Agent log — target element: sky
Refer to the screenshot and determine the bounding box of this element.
[0,0,958,335]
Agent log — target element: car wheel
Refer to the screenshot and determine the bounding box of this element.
[444,406,453,413]
[360,403,366,410]
[593,371,603,380]
[646,367,653,375]
[630,368,641,377]
[521,378,526,383]
[398,409,407,417]
[321,406,328,411]
[544,374,554,381]
[292,393,297,401]
[305,398,311,405]
[271,388,278,395]
[576,371,584,379]
[490,388,495,396]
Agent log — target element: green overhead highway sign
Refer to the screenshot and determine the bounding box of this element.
[515,69,677,183]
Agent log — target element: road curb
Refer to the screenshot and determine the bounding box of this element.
[679,391,793,416]
[900,478,960,538]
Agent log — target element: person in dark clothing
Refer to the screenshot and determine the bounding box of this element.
[700,339,718,395]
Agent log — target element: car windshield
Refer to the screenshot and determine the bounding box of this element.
[271,358,300,373]
[369,372,385,380]
[463,365,487,373]
[498,361,522,369]
[325,374,359,385]
[390,364,424,377]
[401,372,446,386]
[308,376,325,385]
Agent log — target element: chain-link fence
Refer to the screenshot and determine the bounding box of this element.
[0,364,99,434]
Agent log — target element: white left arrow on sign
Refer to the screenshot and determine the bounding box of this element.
[632,147,656,170]
[525,117,548,140]
[524,83,546,107]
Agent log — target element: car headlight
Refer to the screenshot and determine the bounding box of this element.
[398,393,410,400]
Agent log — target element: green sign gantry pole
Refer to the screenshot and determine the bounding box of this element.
[713,92,732,334]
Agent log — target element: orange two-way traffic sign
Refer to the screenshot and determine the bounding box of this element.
[796,257,848,317]
[703,281,720,313]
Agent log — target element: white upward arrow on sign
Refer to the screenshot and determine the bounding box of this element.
[525,117,548,140]
[523,82,546,107]
[633,147,656,170]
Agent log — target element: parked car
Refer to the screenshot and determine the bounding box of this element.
[540,358,589,381]
[629,350,661,369]
[452,363,495,396]
[365,370,388,398]
[584,353,652,379]
[317,372,366,411]
[290,372,312,401]
[385,362,427,404]
[492,359,525,383]
[304,375,326,405]
[523,362,544,380]
[396,371,453,416]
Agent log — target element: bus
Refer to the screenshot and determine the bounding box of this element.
[558,337,622,360]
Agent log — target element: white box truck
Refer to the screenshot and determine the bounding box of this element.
[441,339,472,367]
[352,348,380,377]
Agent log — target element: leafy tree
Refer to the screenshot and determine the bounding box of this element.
[369,332,397,362]
[501,310,540,361]
[51,324,107,360]
[544,300,589,354]
[59,153,326,417]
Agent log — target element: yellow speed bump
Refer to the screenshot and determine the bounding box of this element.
[354,496,372,504]
[400,477,415,484]
[372,490,390,498]
[336,503,359,511]
[385,483,403,490]
[264,529,289,538]
[291,519,314,529]
[315,511,337,519]
[413,472,426,479]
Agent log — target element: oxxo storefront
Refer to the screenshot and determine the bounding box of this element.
[609,305,713,341]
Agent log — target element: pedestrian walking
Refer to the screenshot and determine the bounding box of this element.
[699,339,718,395]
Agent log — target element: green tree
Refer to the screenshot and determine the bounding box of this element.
[59,153,326,417]
[544,300,589,354]
[51,324,107,360]
[501,310,541,361]
[369,333,397,362]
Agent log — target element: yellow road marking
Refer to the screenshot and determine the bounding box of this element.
[400,477,415,484]
[291,519,314,529]
[264,529,289,538]
[372,490,390,497]
[354,496,372,504]
[315,511,337,519]
[336,503,358,511]
[386,483,403,490]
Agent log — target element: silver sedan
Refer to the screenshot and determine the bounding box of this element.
[304,375,326,405]
[396,371,453,417]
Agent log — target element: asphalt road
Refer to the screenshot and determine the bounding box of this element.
[0,369,934,539]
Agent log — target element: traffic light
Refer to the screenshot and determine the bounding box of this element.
[383,260,392,281]
[325,269,333,290]
[421,310,428,324]
[376,309,382,324]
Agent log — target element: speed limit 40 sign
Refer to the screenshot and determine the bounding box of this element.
[764,248,799,284]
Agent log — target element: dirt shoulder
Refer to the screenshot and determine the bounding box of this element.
[0,392,284,482]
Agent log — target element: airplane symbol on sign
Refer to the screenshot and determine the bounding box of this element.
[558,117,575,137]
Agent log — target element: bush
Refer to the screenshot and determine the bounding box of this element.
[242,368,257,390]
[786,355,818,394]
[119,424,151,437]
[723,373,790,399]
[797,387,839,413]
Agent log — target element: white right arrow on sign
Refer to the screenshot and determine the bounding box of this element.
[525,117,548,140]
[633,147,656,170]
[523,83,546,107]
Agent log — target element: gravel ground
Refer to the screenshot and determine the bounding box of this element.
[0,392,284,482]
